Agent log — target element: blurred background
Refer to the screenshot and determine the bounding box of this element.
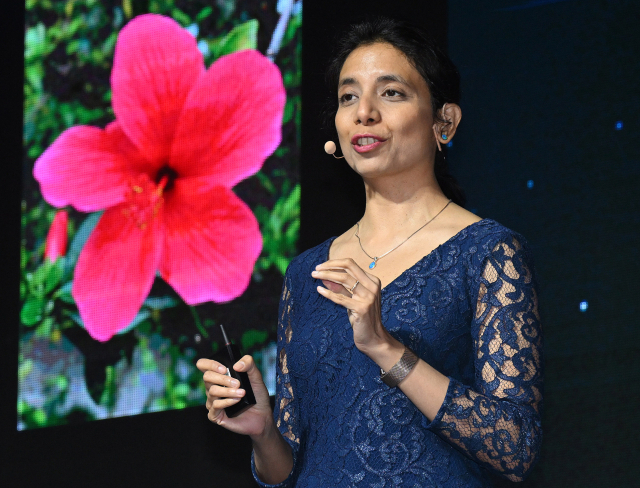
[2,0,639,486]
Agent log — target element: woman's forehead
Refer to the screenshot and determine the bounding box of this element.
[339,43,418,83]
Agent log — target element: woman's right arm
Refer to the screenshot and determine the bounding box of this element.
[196,355,294,485]
[196,267,301,486]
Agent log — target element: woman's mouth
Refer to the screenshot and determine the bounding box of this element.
[351,135,386,153]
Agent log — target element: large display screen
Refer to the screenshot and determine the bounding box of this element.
[19,0,301,429]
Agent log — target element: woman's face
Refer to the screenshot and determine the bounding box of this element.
[335,42,436,180]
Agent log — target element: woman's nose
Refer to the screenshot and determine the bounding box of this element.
[355,95,380,125]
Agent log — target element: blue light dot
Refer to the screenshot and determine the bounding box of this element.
[527,180,534,189]
[615,121,623,130]
[446,141,453,148]
[579,301,588,312]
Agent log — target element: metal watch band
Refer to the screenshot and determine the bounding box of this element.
[380,346,419,388]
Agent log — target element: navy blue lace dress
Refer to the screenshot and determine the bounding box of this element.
[252,219,543,487]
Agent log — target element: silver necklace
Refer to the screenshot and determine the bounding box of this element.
[355,200,452,270]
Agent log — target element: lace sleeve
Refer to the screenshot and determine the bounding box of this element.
[428,235,543,482]
[252,269,301,487]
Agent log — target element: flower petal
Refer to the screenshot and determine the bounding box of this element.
[111,14,204,164]
[170,50,285,188]
[72,203,163,342]
[33,125,135,212]
[160,179,262,304]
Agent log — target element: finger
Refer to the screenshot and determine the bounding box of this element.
[316,259,377,290]
[312,269,353,286]
[208,385,246,400]
[203,370,240,388]
[316,285,357,309]
[321,278,350,296]
[211,397,242,411]
[312,269,359,295]
[208,405,228,425]
[232,355,271,405]
[196,358,229,374]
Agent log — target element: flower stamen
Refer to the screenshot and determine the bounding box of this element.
[122,174,165,229]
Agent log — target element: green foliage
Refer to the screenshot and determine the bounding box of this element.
[241,329,269,352]
[21,258,64,327]
[207,19,258,60]
[255,183,300,276]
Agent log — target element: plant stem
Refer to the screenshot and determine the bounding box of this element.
[189,306,209,339]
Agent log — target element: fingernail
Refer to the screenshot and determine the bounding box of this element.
[236,389,245,396]
[217,365,226,373]
[235,361,245,369]
[311,271,319,277]
[231,379,240,387]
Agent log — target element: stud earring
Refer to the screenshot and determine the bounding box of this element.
[442,134,448,140]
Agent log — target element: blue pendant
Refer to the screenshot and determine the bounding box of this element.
[369,259,377,269]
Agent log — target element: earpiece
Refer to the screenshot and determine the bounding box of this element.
[432,103,450,151]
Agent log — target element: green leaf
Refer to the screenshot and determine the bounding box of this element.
[21,246,28,269]
[282,98,295,124]
[275,255,289,276]
[255,172,277,195]
[64,212,102,278]
[195,6,213,22]
[18,359,33,381]
[144,296,179,310]
[173,384,190,398]
[115,309,151,335]
[21,296,44,326]
[241,329,269,352]
[44,259,65,294]
[171,8,192,27]
[25,64,44,92]
[208,19,258,59]
[54,281,74,304]
[35,317,54,338]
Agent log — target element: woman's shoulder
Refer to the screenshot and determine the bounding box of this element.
[285,237,335,278]
[455,218,532,258]
[457,218,536,284]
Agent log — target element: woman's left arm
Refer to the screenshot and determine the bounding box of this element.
[313,235,543,482]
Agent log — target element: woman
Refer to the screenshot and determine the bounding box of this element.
[197,17,543,487]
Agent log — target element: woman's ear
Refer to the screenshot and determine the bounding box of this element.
[434,103,462,145]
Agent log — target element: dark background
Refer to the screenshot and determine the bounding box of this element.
[2,0,639,486]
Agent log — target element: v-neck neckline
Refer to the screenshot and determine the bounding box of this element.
[323,218,491,294]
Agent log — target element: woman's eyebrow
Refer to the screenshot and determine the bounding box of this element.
[376,74,410,86]
[338,74,411,89]
[338,77,357,88]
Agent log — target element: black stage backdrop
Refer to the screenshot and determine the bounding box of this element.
[2,0,639,487]
[446,1,640,486]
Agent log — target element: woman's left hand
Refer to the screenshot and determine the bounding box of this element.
[312,258,394,355]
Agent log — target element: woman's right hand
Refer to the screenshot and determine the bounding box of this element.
[196,355,273,437]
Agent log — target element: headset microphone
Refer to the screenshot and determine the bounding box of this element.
[324,141,344,159]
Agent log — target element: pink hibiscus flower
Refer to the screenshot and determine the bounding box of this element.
[33,14,285,342]
[44,210,68,262]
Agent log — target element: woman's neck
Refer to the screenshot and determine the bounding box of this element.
[358,172,449,244]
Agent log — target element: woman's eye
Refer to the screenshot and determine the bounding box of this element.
[339,93,356,104]
[384,89,403,97]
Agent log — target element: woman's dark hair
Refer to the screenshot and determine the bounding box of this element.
[325,17,466,207]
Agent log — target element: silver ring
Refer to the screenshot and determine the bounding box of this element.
[349,281,360,294]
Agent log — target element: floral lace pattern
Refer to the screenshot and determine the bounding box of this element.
[252,220,543,487]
